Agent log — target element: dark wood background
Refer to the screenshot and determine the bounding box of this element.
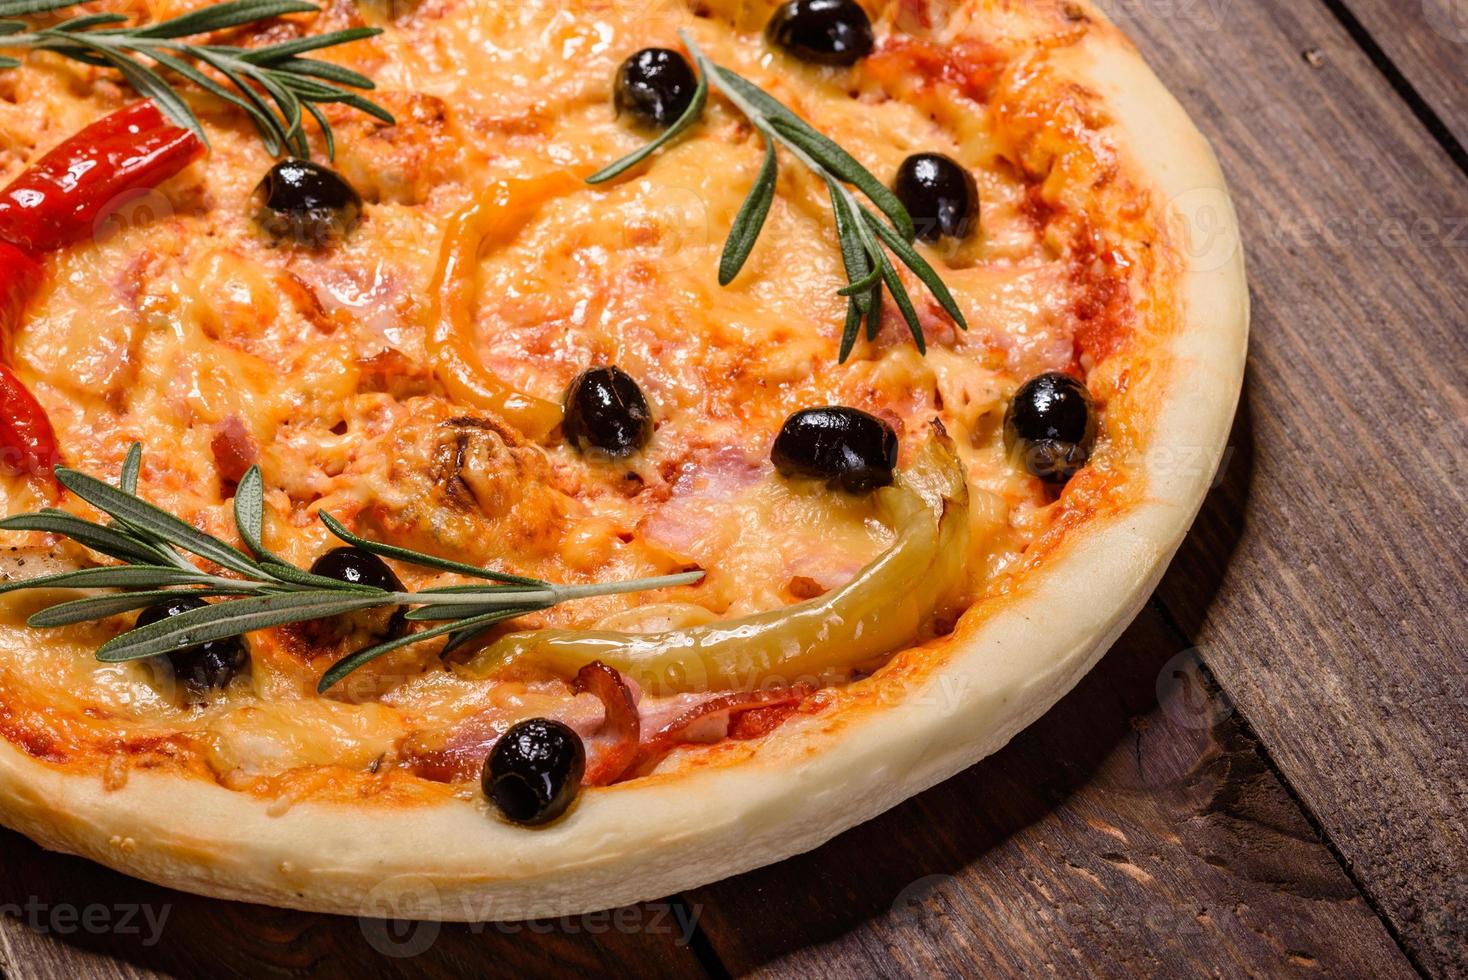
[2,0,1464,976]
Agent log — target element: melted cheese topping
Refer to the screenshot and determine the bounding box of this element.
[0,0,1166,794]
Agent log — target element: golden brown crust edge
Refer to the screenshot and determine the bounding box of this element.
[0,4,1248,920]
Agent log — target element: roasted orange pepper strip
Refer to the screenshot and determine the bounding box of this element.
[427,174,582,442]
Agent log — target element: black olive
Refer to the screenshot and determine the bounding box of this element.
[483,718,585,825]
[563,366,654,458]
[310,547,404,592]
[772,406,898,493]
[766,0,875,66]
[309,547,407,642]
[614,48,698,128]
[894,153,979,243]
[252,159,362,247]
[136,597,248,692]
[1003,372,1097,485]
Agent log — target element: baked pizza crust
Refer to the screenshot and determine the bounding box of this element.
[0,0,1246,919]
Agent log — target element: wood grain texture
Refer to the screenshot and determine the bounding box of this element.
[1336,0,1468,154]
[688,607,1414,978]
[0,835,707,979]
[1099,0,1468,974]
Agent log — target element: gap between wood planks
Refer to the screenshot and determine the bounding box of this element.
[1317,0,1468,177]
[1145,596,1432,980]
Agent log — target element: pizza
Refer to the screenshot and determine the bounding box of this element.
[0,0,1246,919]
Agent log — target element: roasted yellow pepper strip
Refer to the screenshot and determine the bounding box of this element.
[463,432,970,694]
[428,174,582,442]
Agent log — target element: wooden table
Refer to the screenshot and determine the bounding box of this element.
[2,1,1464,976]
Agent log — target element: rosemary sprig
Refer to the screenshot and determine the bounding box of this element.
[0,0,393,159]
[0,445,703,692]
[589,30,967,362]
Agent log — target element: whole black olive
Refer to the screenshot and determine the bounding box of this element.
[894,153,979,243]
[614,48,698,128]
[772,406,898,493]
[308,547,407,643]
[310,547,405,592]
[252,159,362,247]
[1003,372,1097,485]
[766,0,875,66]
[563,366,654,458]
[136,597,248,692]
[484,718,586,825]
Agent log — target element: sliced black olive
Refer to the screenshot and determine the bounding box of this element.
[766,0,875,66]
[1003,372,1097,485]
[484,718,585,825]
[614,48,698,128]
[772,406,898,493]
[564,366,653,458]
[308,547,407,643]
[136,597,248,693]
[894,153,979,243]
[252,159,362,247]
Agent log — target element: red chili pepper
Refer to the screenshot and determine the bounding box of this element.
[0,365,60,489]
[0,101,207,493]
[0,101,204,253]
[0,241,42,339]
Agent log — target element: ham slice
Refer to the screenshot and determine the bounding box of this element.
[574,661,640,786]
[633,686,812,774]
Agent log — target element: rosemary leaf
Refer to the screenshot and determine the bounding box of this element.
[55,468,262,577]
[97,591,385,662]
[148,48,275,133]
[235,25,380,63]
[718,139,777,286]
[257,560,384,592]
[129,0,318,40]
[271,56,374,89]
[189,46,289,154]
[0,511,165,566]
[0,565,223,594]
[866,277,883,341]
[232,465,268,561]
[586,65,708,184]
[119,443,142,495]
[0,0,76,17]
[839,297,862,363]
[304,99,333,158]
[0,0,390,159]
[710,67,915,242]
[54,12,126,30]
[403,599,551,622]
[28,587,255,627]
[878,257,926,353]
[827,177,872,311]
[863,209,969,331]
[63,34,205,140]
[319,511,544,587]
[317,609,525,692]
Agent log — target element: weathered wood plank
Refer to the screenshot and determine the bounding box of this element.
[1336,0,1468,155]
[687,607,1414,977]
[0,833,708,979]
[1100,0,1468,974]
